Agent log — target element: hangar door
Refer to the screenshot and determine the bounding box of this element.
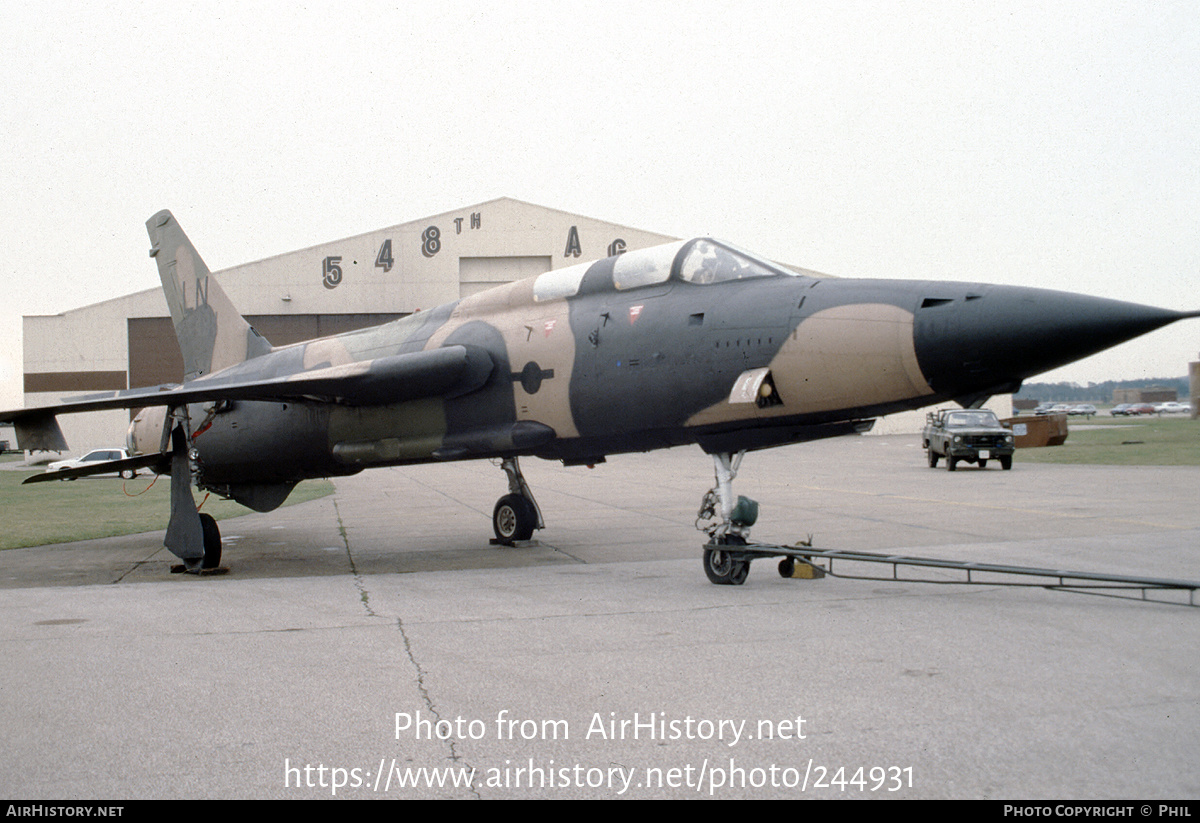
[459,256,551,298]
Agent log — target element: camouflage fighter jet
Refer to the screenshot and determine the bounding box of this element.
[3,211,1197,579]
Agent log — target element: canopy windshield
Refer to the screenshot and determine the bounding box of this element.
[533,237,799,301]
[677,239,796,285]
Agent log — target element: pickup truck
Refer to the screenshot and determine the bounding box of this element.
[922,409,1015,471]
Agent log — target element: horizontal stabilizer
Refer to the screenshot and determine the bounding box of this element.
[24,453,169,484]
[12,413,68,452]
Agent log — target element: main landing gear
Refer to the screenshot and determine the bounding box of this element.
[161,408,226,575]
[198,512,222,570]
[492,456,544,545]
[172,511,223,573]
[696,451,760,585]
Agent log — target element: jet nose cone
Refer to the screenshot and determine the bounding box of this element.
[913,284,1194,400]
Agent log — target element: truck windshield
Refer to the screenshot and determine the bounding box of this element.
[945,412,999,426]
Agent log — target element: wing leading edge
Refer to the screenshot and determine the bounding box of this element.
[0,344,495,453]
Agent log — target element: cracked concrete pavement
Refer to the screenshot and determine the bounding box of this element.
[2,437,1198,798]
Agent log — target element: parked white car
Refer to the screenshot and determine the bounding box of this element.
[46,448,137,479]
[1154,402,1193,415]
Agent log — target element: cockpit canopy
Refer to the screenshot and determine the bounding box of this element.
[533,238,801,302]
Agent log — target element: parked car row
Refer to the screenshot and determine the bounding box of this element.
[1110,402,1194,416]
[1030,402,1194,417]
[1032,403,1097,417]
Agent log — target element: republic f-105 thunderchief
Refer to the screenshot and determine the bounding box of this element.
[3,211,1197,580]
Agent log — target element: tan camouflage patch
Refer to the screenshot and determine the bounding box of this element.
[302,337,355,370]
[509,300,580,439]
[425,277,580,439]
[687,304,933,427]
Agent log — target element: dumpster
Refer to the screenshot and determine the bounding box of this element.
[1002,413,1068,448]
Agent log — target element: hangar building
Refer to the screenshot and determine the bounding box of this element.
[21,197,978,455]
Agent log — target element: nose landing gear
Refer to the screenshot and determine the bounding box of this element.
[697,450,759,585]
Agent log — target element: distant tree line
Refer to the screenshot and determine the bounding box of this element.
[1015,377,1189,404]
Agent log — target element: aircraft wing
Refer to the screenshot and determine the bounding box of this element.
[0,345,494,452]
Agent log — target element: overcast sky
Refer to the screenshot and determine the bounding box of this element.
[3,1,1198,408]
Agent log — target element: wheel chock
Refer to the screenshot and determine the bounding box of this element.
[778,556,826,579]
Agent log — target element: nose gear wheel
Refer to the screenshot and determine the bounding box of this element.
[704,536,750,585]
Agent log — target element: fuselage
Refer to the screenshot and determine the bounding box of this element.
[134,237,1187,507]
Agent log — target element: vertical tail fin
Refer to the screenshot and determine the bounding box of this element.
[146,210,271,381]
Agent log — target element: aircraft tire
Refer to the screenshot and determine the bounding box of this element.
[704,540,749,585]
[493,494,537,544]
[729,561,749,585]
[199,513,222,569]
[778,557,795,578]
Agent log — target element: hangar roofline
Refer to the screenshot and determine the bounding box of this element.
[201,196,683,275]
[22,198,685,321]
[33,199,831,324]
